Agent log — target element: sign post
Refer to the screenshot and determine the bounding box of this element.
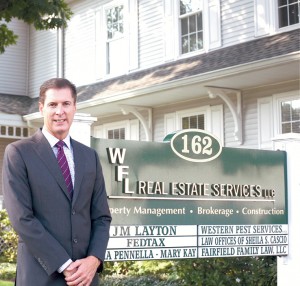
[91,130,288,262]
[273,135,300,286]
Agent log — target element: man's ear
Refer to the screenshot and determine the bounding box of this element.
[38,102,44,115]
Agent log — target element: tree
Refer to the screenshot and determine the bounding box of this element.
[0,0,72,54]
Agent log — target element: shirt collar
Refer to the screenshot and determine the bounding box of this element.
[42,127,71,149]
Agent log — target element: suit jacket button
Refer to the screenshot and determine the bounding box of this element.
[73,238,78,243]
[72,209,76,215]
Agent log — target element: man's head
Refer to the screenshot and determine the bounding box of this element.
[39,78,77,104]
[39,78,77,140]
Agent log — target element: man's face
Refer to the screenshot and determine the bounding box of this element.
[39,87,76,140]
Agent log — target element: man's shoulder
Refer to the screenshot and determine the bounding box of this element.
[7,130,43,150]
[71,139,93,150]
[71,139,98,157]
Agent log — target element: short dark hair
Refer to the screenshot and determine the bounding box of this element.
[39,78,77,104]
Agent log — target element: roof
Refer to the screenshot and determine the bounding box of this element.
[75,28,300,102]
[1,29,299,116]
[0,93,37,115]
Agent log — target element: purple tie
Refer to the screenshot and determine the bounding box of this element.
[56,141,73,198]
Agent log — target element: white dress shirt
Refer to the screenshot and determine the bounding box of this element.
[42,128,75,187]
[42,128,74,273]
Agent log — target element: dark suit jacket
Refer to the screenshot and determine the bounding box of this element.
[3,130,112,286]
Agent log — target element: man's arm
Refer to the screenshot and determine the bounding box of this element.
[86,151,112,264]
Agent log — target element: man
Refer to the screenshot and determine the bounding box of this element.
[3,78,112,286]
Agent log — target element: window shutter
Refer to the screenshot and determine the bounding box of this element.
[163,0,175,61]
[95,9,105,80]
[254,0,270,36]
[207,0,221,49]
[258,97,273,149]
[93,125,104,138]
[128,0,138,70]
[164,113,176,137]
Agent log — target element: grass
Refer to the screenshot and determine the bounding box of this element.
[0,281,14,286]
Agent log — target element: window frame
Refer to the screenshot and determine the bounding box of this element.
[103,0,127,76]
[168,0,220,59]
[273,91,300,136]
[95,0,138,79]
[179,0,204,55]
[176,106,207,130]
[254,0,300,36]
[103,0,128,76]
[0,125,29,139]
[272,0,300,33]
[276,0,300,30]
[164,105,223,144]
[93,119,139,140]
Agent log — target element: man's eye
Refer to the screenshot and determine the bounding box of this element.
[48,103,56,108]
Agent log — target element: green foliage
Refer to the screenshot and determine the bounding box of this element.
[102,257,277,286]
[0,281,14,286]
[0,0,73,53]
[0,263,16,281]
[169,257,276,285]
[0,210,18,263]
[99,275,178,286]
[0,24,17,53]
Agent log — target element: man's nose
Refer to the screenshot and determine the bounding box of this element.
[55,105,64,114]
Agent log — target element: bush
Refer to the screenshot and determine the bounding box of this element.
[101,257,277,286]
[0,263,16,281]
[99,275,179,286]
[0,210,18,263]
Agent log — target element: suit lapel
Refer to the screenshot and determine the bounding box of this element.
[71,139,85,204]
[32,131,72,201]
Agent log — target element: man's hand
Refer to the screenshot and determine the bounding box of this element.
[64,256,101,286]
[63,266,77,278]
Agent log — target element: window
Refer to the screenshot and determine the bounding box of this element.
[93,119,139,140]
[258,92,299,149]
[105,4,126,74]
[0,125,29,139]
[179,0,203,54]
[177,108,206,131]
[165,105,223,143]
[182,114,205,129]
[278,0,300,28]
[95,0,138,78]
[254,1,300,37]
[280,98,300,133]
[163,0,220,59]
[108,128,125,139]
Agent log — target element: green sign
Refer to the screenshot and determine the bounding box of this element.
[91,130,288,261]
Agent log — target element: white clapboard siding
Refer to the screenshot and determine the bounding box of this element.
[242,92,260,148]
[221,0,255,47]
[64,0,100,86]
[28,27,58,98]
[0,19,28,96]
